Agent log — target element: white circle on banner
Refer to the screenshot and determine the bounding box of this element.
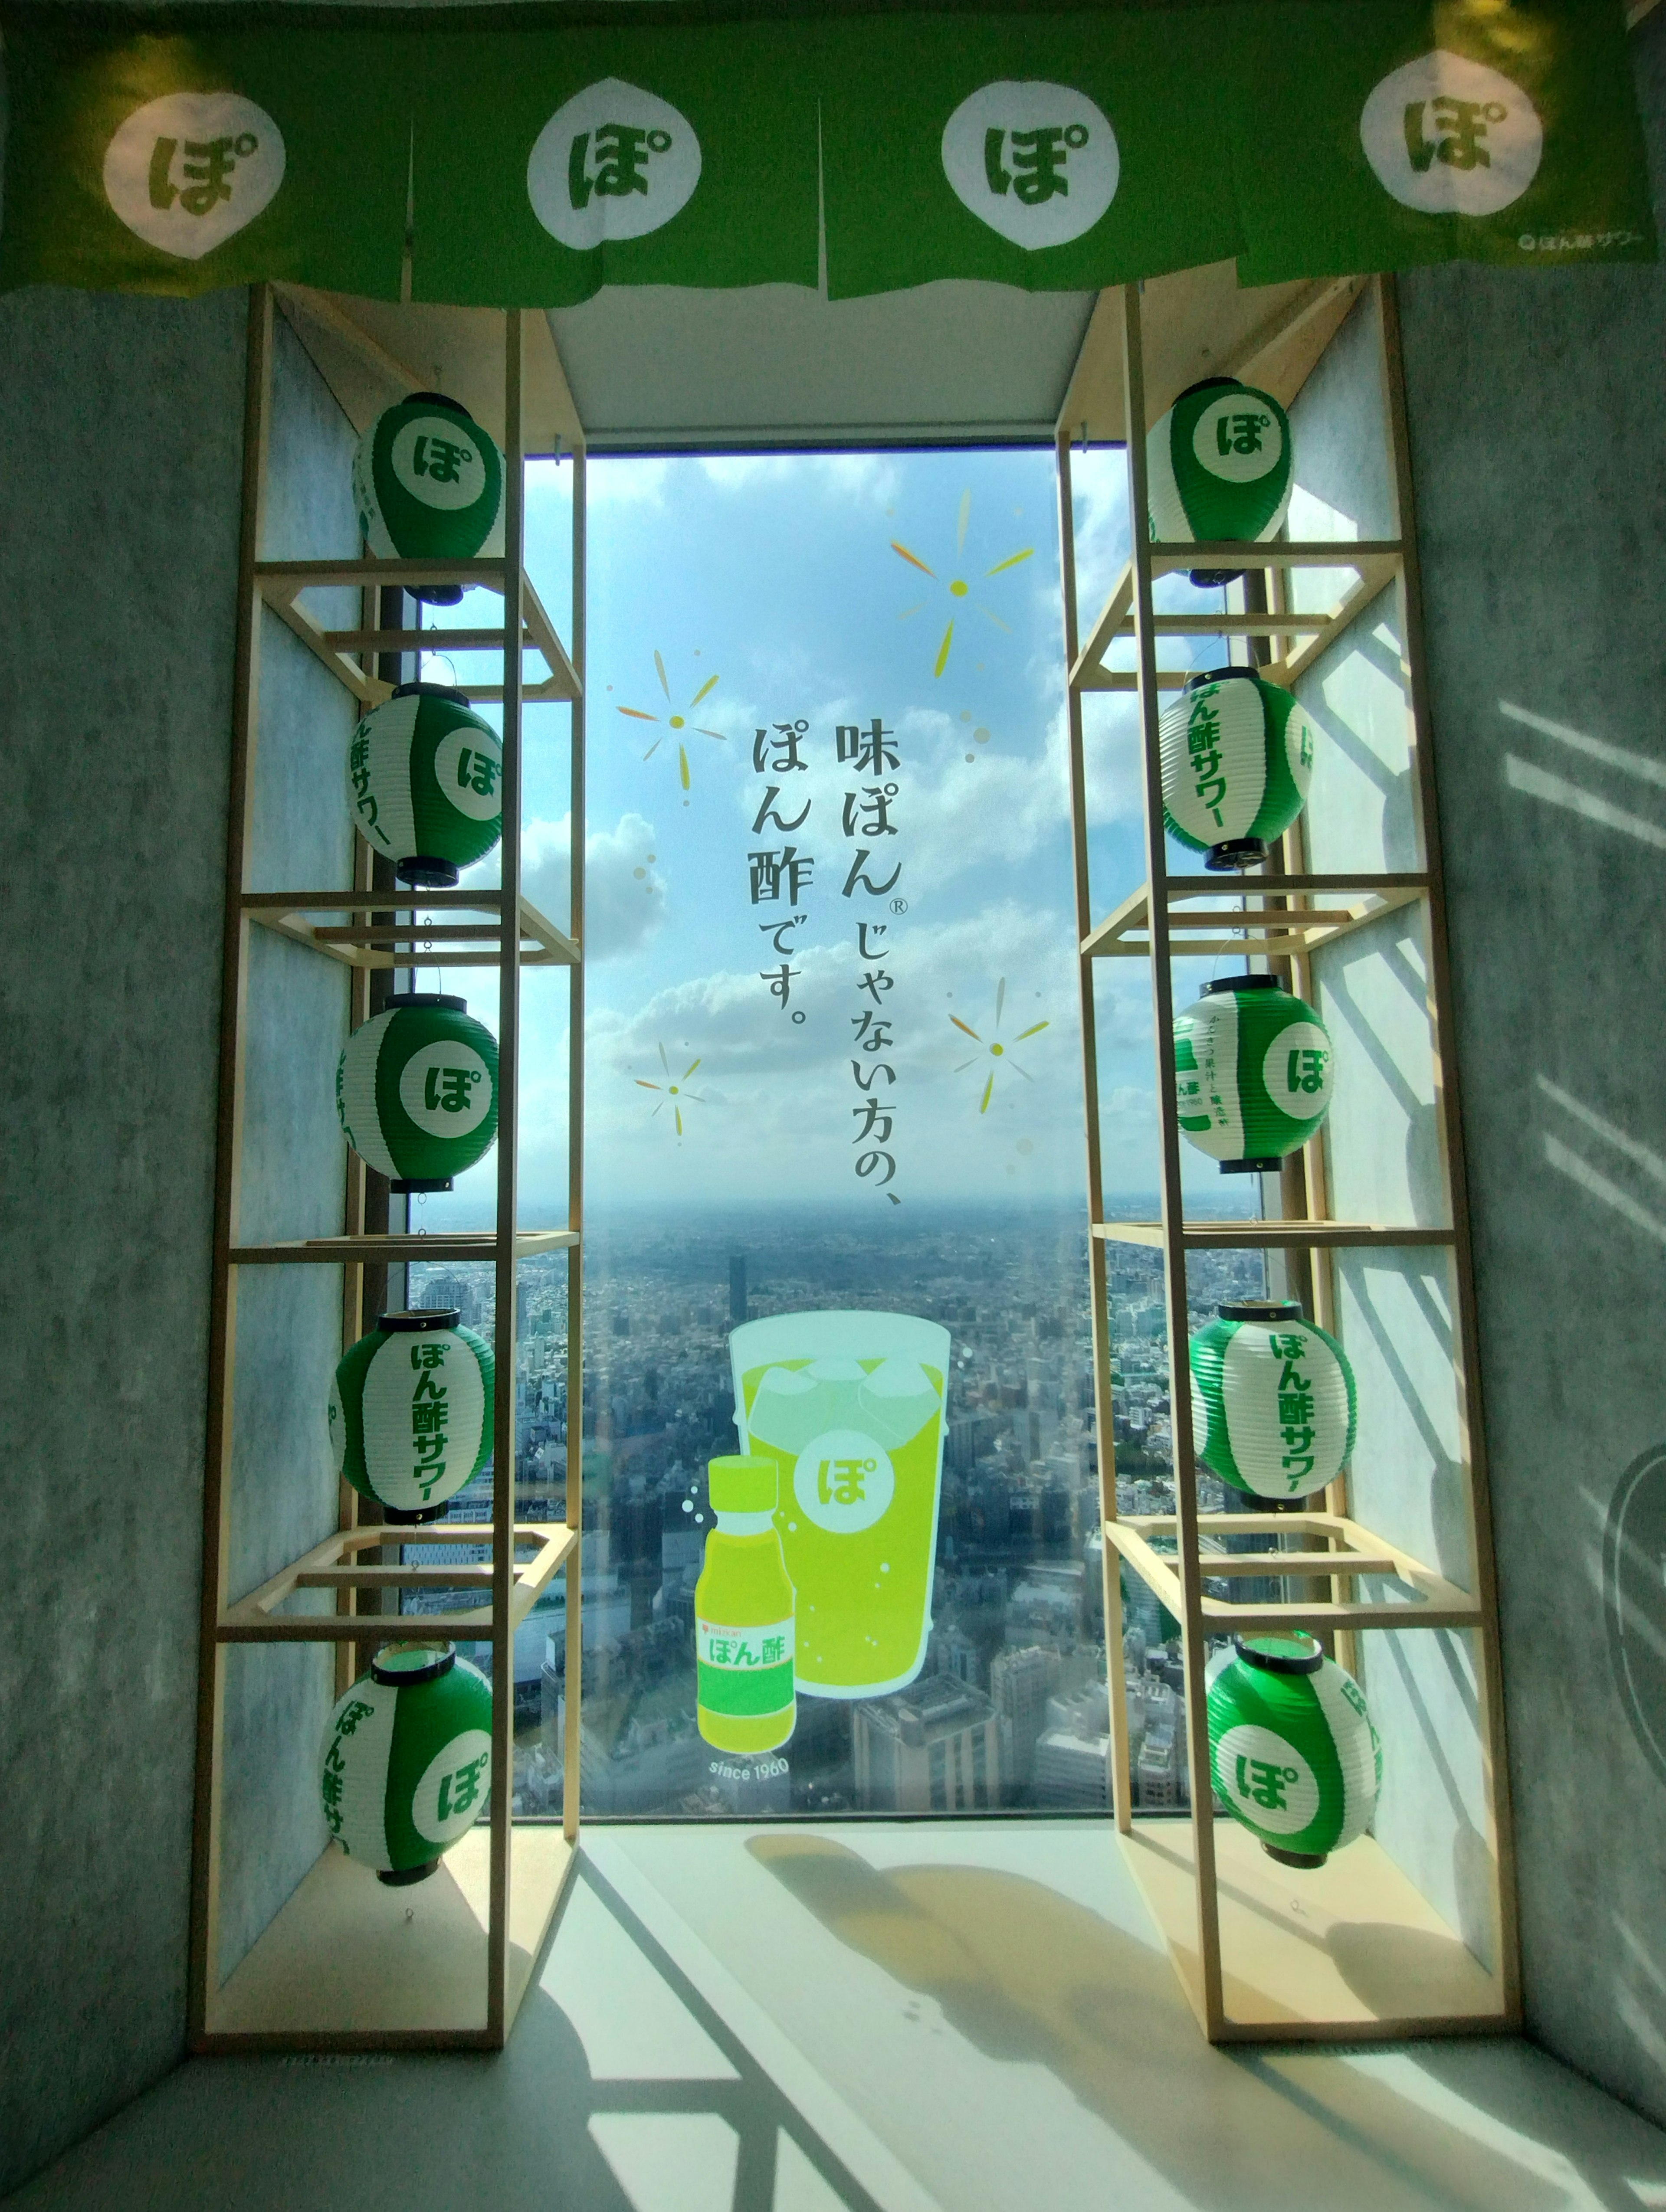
[941,81,1119,249]
[528,79,701,250]
[1262,1020,1334,1119]
[410,1730,492,1843]
[793,1428,896,1535]
[103,92,285,261]
[390,419,489,512]
[398,1040,492,1137]
[1360,50,1542,216]
[1215,1722,1318,1836]
[1191,393,1284,484]
[432,726,503,822]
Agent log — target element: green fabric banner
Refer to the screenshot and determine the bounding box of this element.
[0,24,411,298]
[409,22,820,308]
[1231,0,1654,282]
[0,3,1653,304]
[818,10,1244,300]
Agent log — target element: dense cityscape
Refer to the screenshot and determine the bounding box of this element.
[405,1202,1266,1819]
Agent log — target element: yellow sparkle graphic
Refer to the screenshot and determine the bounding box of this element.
[950,978,1049,1114]
[890,488,1033,679]
[619,650,725,802]
[635,1042,705,1140]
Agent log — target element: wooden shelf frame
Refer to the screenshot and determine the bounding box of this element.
[1056,273,1519,2044]
[256,556,580,707]
[190,287,590,2055]
[246,887,578,970]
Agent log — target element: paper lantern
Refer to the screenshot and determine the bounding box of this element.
[336,992,498,1193]
[1207,1632,1380,1867]
[1189,1300,1355,1500]
[328,1307,494,1525]
[352,391,505,605]
[347,683,503,889]
[1159,667,1317,871]
[1147,377,1293,586]
[1174,975,1334,1173]
[319,1643,493,1885]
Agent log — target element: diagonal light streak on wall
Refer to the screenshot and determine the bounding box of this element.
[1543,1133,1666,1244]
[1535,1075,1666,1192]
[1504,754,1666,851]
[1499,697,1666,791]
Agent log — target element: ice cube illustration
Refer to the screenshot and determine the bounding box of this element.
[856,1359,942,1451]
[745,1364,831,1454]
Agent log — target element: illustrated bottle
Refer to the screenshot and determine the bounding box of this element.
[694,1456,796,1754]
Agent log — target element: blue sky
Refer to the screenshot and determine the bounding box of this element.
[414,445,1238,1226]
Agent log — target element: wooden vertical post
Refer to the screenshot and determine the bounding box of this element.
[564,441,587,1846]
[1056,425,1131,1832]
[1122,282,1224,2035]
[488,309,527,2045]
[189,282,274,2042]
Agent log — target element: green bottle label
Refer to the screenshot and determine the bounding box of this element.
[697,1615,794,1717]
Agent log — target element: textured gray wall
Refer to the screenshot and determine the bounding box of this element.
[1394,7,1666,2121]
[0,293,362,2190]
[0,286,245,2197]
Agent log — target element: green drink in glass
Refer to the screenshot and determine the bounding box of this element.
[729,1311,950,1699]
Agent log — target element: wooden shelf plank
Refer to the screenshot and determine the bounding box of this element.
[1121,1819,1505,2042]
[230,1229,577,1265]
[1093,1220,1454,1250]
[1149,539,1404,572]
[219,1523,577,1642]
[200,1824,576,2046]
[244,891,577,970]
[1105,1511,1479,1630]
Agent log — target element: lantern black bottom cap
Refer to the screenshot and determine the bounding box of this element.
[1205,838,1268,873]
[1187,566,1246,588]
[1219,1158,1282,1175]
[410,584,463,607]
[377,1860,440,1888]
[391,1177,454,1193]
[382,1502,448,1525]
[1262,1844,1328,1870]
[396,856,461,889]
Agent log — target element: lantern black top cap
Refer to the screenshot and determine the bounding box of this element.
[1220,1299,1304,1322]
[377,1308,462,1333]
[392,680,472,708]
[405,390,473,419]
[1177,376,1244,400]
[1234,1632,1325,1677]
[370,1641,456,1688]
[387,991,468,1012]
[1202,973,1284,995]
[1185,664,1258,692]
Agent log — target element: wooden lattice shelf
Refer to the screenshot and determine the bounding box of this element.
[1083,874,1427,961]
[229,1229,577,1265]
[219,1522,576,1642]
[246,887,578,969]
[1092,1219,1453,1251]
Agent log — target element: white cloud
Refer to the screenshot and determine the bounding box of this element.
[511,811,667,964]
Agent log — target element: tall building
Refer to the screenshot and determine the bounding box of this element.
[990,1644,1061,1793]
[853,1675,1000,1811]
[728,1253,747,1324]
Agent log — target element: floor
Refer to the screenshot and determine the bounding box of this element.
[11,1820,1666,2212]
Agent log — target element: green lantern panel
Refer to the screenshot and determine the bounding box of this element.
[336,992,499,1194]
[1174,975,1334,1173]
[348,683,504,888]
[1147,378,1293,585]
[329,1307,494,1524]
[1207,1632,1380,1866]
[319,1643,493,1885]
[352,393,504,603]
[1189,1299,1356,1500]
[1159,668,1316,870]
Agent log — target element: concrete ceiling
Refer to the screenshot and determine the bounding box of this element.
[546,279,1098,449]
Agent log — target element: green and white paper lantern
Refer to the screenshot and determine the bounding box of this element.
[319,1643,493,1886]
[1159,667,1317,871]
[1174,974,1334,1173]
[336,992,498,1193]
[1189,1299,1355,1501]
[352,391,505,605]
[1207,1632,1380,1867]
[1147,376,1293,586]
[329,1307,494,1525]
[347,681,503,888]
